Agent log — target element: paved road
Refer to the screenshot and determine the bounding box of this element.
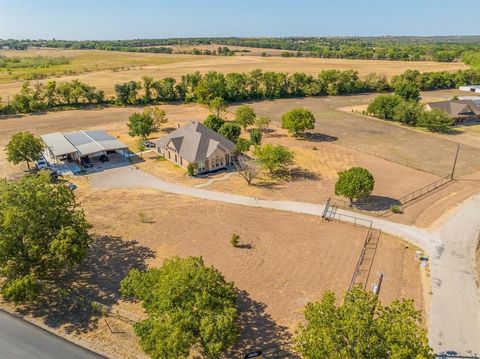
[0,310,104,359]
[89,166,480,356]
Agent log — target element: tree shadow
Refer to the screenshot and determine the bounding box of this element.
[229,289,291,356]
[354,195,401,211]
[299,132,338,142]
[16,235,155,334]
[288,167,321,182]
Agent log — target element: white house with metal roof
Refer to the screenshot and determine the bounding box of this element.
[41,130,129,165]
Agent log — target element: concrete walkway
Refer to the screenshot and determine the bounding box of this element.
[89,166,480,356]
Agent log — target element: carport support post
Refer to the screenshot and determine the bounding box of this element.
[450,144,460,180]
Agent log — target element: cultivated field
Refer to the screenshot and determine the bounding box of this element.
[0,48,468,101]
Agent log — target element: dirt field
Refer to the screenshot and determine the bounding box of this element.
[0,48,468,101]
[76,188,422,357]
[2,90,480,227]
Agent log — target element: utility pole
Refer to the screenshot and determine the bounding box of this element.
[450,144,460,180]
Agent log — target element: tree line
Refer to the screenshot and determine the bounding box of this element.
[0,79,105,114]
[2,67,480,116]
[3,36,480,62]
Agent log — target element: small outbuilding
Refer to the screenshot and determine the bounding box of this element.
[459,85,480,94]
[41,130,129,166]
[152,121,235,174]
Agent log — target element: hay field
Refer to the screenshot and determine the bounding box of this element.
[0,48,468,101]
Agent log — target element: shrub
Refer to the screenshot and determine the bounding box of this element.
[230,233,240,247]
[367,94,403,120]
[187,163,195,176]
[391,205,402,214]
[254,144,295,175]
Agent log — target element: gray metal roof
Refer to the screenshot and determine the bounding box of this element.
[41,132,78,156]
[42,130,128,157]
[153,121,235,163]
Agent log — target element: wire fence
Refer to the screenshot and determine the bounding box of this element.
[397,175,452,205]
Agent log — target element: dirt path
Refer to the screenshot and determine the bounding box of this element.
[88,166,480,356]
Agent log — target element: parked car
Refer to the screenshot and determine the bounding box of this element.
[81,157,93,168]
[35,157,48,170]
[143,140,156,149]
[99,154,109,163]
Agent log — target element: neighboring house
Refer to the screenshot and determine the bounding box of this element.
[459,85,480,94]
[41,130,129,165]
[458,96,480,106]
[153,121,235,174]
[425,100,480,124]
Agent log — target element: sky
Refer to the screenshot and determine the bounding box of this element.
[0,0,479,40]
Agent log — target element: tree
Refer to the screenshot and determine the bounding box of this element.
[203,114,225,132]
[234,155,261,185]
[392,100,424,126]
[235,105,256,130]
[114,81,141,105]
[120,256,239,358]
[254,115,271,132]
[254,144,295,175]
[218,122,242,143]
[127,112,160,141]
[367,94,403,120]
[281,108,316,136]
[418,108,453,133]
[249,128,262,145]
[0,173,90,303]
[394,80,421,101]
[143,106,168,127]
[208,96,228,118]
[142,76,154,103]
[335,167,375,203]
[294,287,433,359]
[234,138,251,155]
[5,131,43,170]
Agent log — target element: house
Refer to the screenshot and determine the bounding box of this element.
[153,121,235,174]
[425,100,480,124]
[41,130,129,166]
[458,96,480,106]
[459,85,480,94]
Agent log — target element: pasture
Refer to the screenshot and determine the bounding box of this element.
[0,48,468,101]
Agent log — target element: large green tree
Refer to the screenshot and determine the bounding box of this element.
[203,114,225,132]
[294,287,433,359]
[218,122,242,143]
[127,110,163,141]
[367,94,403,120]
[5,131,44,170]
[254,144,295,175]
[234,105,256,130]
[418,108,453,133]
[120,256,239,359]
[281,108,316,136]
[335,167,375,203]
[394,80,421,101]
[0,173,91,303]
